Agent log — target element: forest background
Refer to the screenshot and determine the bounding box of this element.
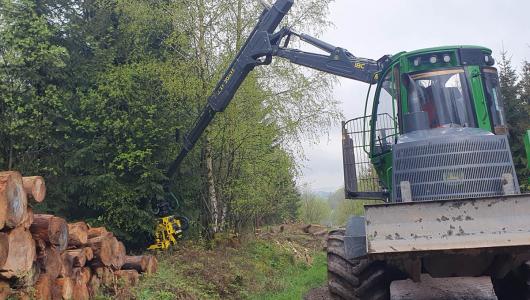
[0,0,528,247]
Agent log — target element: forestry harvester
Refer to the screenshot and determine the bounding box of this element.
[161,0,530,298]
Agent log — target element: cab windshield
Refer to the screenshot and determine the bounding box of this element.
[406,69,476,130]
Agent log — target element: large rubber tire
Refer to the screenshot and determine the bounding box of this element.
[492,262,530,300]
[327,229,392,300]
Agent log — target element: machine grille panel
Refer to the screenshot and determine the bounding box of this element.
[392,135,519,202]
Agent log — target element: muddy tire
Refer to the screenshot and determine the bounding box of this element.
[327,229,391,300]
[492,262,530,300]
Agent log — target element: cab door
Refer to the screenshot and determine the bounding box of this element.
[370,65,400,191]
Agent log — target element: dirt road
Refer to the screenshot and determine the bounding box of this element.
[304,286,331,300]
[304,275,498,300]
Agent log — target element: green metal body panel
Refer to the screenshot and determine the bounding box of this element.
[367,45,497,194]
[467,66,492,131]
[524,129,530,170]
[372,153,393,191]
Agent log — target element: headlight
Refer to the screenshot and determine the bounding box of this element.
[430,56,438,64]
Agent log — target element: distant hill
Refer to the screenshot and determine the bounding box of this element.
[313,190,333,199]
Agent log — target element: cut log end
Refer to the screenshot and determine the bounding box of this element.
[72,280,89,300]
[20,206,33,230]
[65,249,86,268]
[55,277,73,300]
[67,222,88,247]
[83,247,94,262]
[122,255,148,273]
[34,274,51,300]
[49,217,68,251]
[145,255,158,275]
[30,214,69,251]
[114,269,139,287]
[111,239,126,270]
[39,247,61,280]
[0,171,28,228]
[22,176,46,203]
[0,227,36,279]
[0,175,142,297]
[94,267,114,287]
[87,227,109,240]
[60,253,73,279]
[0,233,9,269]
[87,236,113,267]
[88,275,100,298]
[79,267,91,285]
[0,280,10,299]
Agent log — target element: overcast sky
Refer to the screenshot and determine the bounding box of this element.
[299,0,530,192]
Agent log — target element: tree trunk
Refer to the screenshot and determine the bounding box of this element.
[34,274,51,300]
[114,269,139,287]
[87,236,113,267]
[220,203,228,231]
[67,222,88,247]
[145,255,158,275]
[30,214,68,251]
[22,176,46,203]
[0,227,36,279]
[55,277,73,300]
[0,171,28,229]
[87,227,108,240]
[204,138,219,233]
[0,233,8,269]
[122,256,148,273]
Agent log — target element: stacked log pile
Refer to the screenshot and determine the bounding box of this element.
[0,171,157,299]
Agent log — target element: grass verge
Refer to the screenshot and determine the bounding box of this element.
[254,252,326,300]
[132,228,327,299]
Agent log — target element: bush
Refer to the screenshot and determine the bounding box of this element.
[297,191,331,224]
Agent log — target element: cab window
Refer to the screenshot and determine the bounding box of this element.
[483,68,507,131]
[373,70,399,155]
[404,68,476,131]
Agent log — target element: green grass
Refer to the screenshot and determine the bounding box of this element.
[131,237,328,300]
[252,252,327,300]
[133,262,212,300]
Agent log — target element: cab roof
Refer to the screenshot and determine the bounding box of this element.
[389,45,492,64]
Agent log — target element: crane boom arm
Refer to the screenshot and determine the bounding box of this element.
[166,0,294,177]
[167,0,387,179]
[272,31,383,83]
